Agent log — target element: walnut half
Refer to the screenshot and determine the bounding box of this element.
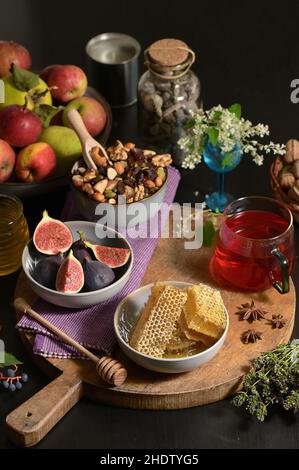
[151,153,172,167]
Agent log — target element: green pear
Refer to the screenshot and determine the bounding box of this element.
[38,126,81,176]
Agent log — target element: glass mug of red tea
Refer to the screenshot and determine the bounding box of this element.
[210,197,295,293]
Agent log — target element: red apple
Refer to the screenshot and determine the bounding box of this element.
[0,139,15,182]
[39,64,61,83]
[48,65,88,103]
[63,96,107,136]
[0,105,42,147]
[0,41,31,77]
[15,142,56,182]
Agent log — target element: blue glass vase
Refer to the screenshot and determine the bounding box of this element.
[203,139,243,212]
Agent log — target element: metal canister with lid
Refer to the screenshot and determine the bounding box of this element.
[138,38,201,166]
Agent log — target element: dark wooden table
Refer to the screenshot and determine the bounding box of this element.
[0,0,298,449]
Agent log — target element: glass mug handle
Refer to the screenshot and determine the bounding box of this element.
[271,248,289,294]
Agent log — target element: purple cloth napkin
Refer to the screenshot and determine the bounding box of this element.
[17,167,181,359]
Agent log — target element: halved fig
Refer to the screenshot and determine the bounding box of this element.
[84,241,130,268]
[55,250,84,293]
[33,210,73,255]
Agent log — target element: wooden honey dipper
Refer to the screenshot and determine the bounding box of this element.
[14,298,128,387]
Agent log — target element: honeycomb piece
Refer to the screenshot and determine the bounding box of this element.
[129,284,187,358]
[178,312,216,348]
[183,284,227,339]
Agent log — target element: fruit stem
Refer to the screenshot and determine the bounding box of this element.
[22,96,28,111]
[42,209,49,218]
[77,230,86,241]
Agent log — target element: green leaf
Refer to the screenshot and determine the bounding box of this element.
[203,220,217,247]
[207,127,219,146]
[10,63,39,92]
[212,110,222,122]
[229,103,242,119]
[0,352,23,368]
[184,118,196,130]
[34,104,64,128]
[222,152,235,169]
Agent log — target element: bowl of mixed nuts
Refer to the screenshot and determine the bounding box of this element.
[71,140,172,228]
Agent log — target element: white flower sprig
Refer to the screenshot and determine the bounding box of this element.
[179,104,286,170]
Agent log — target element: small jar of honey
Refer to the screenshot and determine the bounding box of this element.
[0,194,29,276]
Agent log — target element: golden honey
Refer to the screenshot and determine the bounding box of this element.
[0,194,29,276]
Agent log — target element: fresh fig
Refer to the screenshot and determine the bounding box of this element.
[33,210,73,255]
[83,258,115,291]
[55,250,84,293]
[84,242,130,268]
[72,231,92,264]
[33,254,64,289]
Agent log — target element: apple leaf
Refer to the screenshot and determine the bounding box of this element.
[34,104,64,128]
[207,127,219,146]
[10,63,39,92]
[0,352,23,368]
[229,103,242,119]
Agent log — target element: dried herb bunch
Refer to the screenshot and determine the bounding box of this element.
[232,340,299,421]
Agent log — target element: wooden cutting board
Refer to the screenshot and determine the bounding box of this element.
[7,219,296,447]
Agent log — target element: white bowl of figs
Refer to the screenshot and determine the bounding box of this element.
[22,211,133,308]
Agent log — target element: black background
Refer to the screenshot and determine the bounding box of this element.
[0,0,299,449]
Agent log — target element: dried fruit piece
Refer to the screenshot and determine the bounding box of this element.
[151,153,172,167]
[72,174,84,188]
[90,146,108,167]
[114,161,125,175]
[33,210,73,255]
[83,169,97,182]
[156,167,166,182]
[104,189,116,199]
[94,179,108,193]
[155,177,163,187]
[144,179,155,189]
[84,242,130,268]
[33,254,64,289]
[106,180,118,190]
[83,258,115,291]
[107,167,117,180]
[93,192,105,202]
[55,250,84,293]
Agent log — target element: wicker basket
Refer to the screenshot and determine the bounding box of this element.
[270,156,299,223]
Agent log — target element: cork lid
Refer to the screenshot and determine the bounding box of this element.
[148,38,189,66]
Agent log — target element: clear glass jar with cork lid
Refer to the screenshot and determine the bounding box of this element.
[138,38,201,166]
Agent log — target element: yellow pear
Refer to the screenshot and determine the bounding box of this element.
[0,75,52,109]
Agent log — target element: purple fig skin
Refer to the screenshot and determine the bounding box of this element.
[72,239,92,264]
[33,254,64,289]
[72,231,92,264]
[83,258,115,291]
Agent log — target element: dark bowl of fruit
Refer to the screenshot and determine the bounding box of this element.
[22,212,133,308]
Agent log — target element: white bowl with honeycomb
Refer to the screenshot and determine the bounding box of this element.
[114,281,229,374]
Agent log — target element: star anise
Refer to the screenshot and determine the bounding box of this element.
[241,329,263,344]
[237,300,268,322]
[268,314,286,329]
